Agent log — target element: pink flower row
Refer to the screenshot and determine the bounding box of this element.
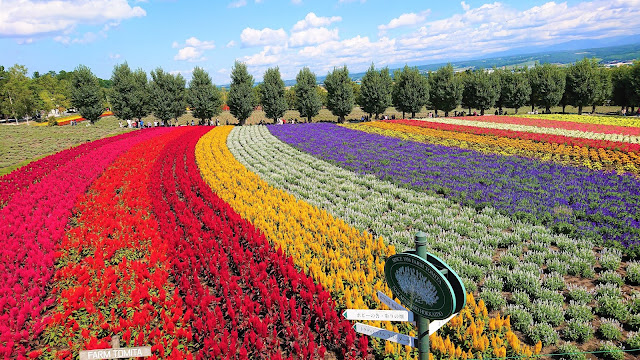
[0,128,172,358]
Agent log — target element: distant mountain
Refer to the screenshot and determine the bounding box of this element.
[230,41,640,88]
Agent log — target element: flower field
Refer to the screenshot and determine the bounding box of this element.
[2,112,640,359]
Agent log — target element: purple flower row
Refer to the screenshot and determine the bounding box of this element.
[268,123,640,253]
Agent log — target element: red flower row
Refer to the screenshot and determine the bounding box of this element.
[0,128,172,358]
[149,127,369,359]
[38,127,193,359]
[451,115,640,136]
[390,119,640,153]
[0,131,141,207]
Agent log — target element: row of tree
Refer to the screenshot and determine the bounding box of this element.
[2,58,639,125]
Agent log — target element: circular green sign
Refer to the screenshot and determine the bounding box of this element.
[404,250,467,313]
[384,253,456,320]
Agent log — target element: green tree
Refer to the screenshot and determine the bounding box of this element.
[71,65,103,124]
[429,64,462,117]
[497,68,531,114]
[150,68,186,125]
[392,65,429,119]
[565,58,600,115]
[294,67,321,123]
[188,67,222,125]
[529,63,566,113]
[591,66,612,113]
[33,73,70,117]
[466,69,500,115]
[261,67,287,123]
[228,61,254,126]
[252,83,263,108]
[360,64,392,119]
[111,63,136,121]
[285,87,296,110]
[611,64,637,112]
[460,70,475,114]
[324,66,354,123]
[316,86,328,107]
[0,64,36,124]
[130,69,151,121]
[629,61,640,113]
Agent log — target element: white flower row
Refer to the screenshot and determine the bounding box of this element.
[408,117,640,144]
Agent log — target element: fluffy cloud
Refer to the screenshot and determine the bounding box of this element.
[240,27,288,47]
[228,0,247,8]
[0,0,146,37]
[289,27,339,47]
[173,37,215,62]
[292,13,342,31]
[378,10,430,34]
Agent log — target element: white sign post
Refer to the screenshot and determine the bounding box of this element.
[353,323,416,347]
[79,335,152,360]
[343,309,414,322]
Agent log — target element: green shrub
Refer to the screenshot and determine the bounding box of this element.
[532,299,565,326]
[528,322,559,346]
[556,343,587,360]
[563,319,594,343]
[626,331,640,349]
[567,285,594,305]
[598,270,624,287]
[626,262,640,285]
[483,275,504,291]
[628,313,640,331]
[462,277,477,293]
[595,283,622,300]
[628,294,640,314]
[546,258,569,275]
[511,290,531,308]
[543,272,566,291]
[599,248,622,271]
[597,341,624,360]
[505,304,534,332]
[47,116,58,126]
[596,296,629,323]
[479,289,506,311]
[565,301,594,322]
[598,318,623,341]
[537,288,565,304]
[527,251,546,266]
[499,253,518,268]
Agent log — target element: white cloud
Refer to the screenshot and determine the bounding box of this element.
[461,1,471,11]
[109,53,121,59]
[289,27,339,47]
[291,0,302,4]
[226,40,236,48]
[378,10,430,34]
[0,0,146,37]
[228,0,247,8]
[240,27,287,47]
[173,37,215,62]
[292,13,342,31]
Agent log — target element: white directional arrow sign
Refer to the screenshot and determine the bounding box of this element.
[377,291,409,312]
[428,313,458,335]
[353,323,416,347]
[343,309,414,322]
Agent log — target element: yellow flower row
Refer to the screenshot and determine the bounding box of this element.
[345,122,640,175]
[520,113,640,128]
[195,126,537,359]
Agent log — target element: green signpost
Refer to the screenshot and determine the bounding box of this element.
[384,231,466,360]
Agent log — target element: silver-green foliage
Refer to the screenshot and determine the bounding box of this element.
[563,319,594,343]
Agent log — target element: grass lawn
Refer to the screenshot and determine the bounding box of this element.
[0,116,134,176]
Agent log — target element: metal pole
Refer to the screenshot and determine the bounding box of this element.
[415,231,429,360]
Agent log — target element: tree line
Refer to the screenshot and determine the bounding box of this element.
[1,58,639,125]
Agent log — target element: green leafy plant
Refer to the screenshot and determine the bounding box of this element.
[556,342,587,360]
[596,283,622,300]
[626,262,640,285]
[565,301,594,322]
[597,341,624,360]
[596,296,629,323]
[511,290,531,308]
[598,270,624,287]
[483,274,504,291]
[626,331,640,349]
[563,319,594,343]
[567,285,594,305]
[480,289,506,311]
[532,299,565,326]
[599,248,622,271]
[543,272,566,291]
[598,318,623,341]
[528,322,559,346]
[505,304,534,332]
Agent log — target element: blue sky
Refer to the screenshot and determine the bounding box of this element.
[1,0,639,84]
